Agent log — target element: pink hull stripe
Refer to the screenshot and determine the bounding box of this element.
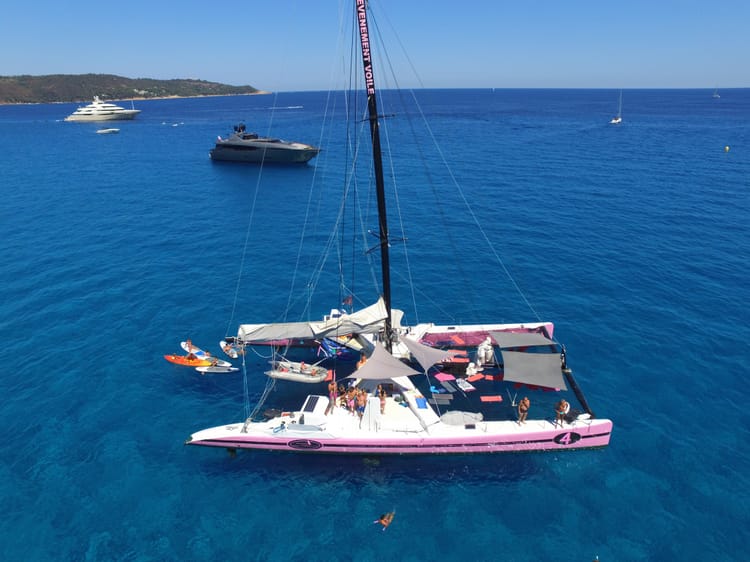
[189,422,612,454]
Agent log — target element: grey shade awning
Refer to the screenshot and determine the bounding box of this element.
[237,298,403,344]
[345,343,420,380]
[501,350,568,390]
[238,321,316,342]
[489,331,555,348]
[399,336,457,372]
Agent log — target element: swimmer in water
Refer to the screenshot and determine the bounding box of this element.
[374,511,395,531]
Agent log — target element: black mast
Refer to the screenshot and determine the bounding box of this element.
[356,0,393,349]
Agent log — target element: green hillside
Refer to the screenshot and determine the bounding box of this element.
[0,74,259,104]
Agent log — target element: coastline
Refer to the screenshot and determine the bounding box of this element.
[0,91,272,106]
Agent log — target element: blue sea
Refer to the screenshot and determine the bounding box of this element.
[1,89,748,561]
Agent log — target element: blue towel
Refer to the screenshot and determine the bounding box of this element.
[415,397,427,409]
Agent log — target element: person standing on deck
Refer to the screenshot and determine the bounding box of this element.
[325,380,337,415]
[518,397,530,424]
[356,389,367,419]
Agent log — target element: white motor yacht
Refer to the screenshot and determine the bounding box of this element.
[65,96,140,122]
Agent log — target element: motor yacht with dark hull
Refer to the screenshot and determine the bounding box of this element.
[209,124,320,164]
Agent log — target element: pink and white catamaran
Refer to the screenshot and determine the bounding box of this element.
[185,0,612,455]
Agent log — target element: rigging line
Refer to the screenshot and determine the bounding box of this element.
[409,97,543,322]
[345,9,383,301]
[284,136,325,321]
[399,87,484,320]
[290,2,356,321]
[248,376,277,424]
[374,5,541,321]
[241,348,250,419]
[285,85,341,322]
[367,9,421,325]
[389,267,457,322]
[224,94,281,337]
[351,107,382,295]
[339,2,360,308]
[368,10,480,323]
[375,7,509,320]
[424,372,443,417]
[346,25,381,301]
[300,169,353,309]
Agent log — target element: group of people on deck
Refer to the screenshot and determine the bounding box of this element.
[325,381,388,417]
[516,396,571,426]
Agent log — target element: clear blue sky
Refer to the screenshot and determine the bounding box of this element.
[1,0,747,91]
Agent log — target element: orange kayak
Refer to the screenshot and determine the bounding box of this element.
[164,354,213,367]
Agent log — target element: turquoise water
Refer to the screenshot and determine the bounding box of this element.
[0,89,748,561]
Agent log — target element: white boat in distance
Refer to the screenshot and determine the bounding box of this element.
[209,123,320,164]
[186,0,613,456]
[65,96,140,122]
[610,90,623,124]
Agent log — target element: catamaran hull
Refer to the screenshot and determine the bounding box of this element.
[186,419,612,455]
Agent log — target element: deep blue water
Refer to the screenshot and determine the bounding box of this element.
[1,89,748,561]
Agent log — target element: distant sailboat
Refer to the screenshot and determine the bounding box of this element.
[712,88,720,99]
[609,90,623,124]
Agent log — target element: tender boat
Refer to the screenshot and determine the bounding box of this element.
[65,96,140,122]
[265,359,330,383]
[209,123,320,164]
[96,128,120,134]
